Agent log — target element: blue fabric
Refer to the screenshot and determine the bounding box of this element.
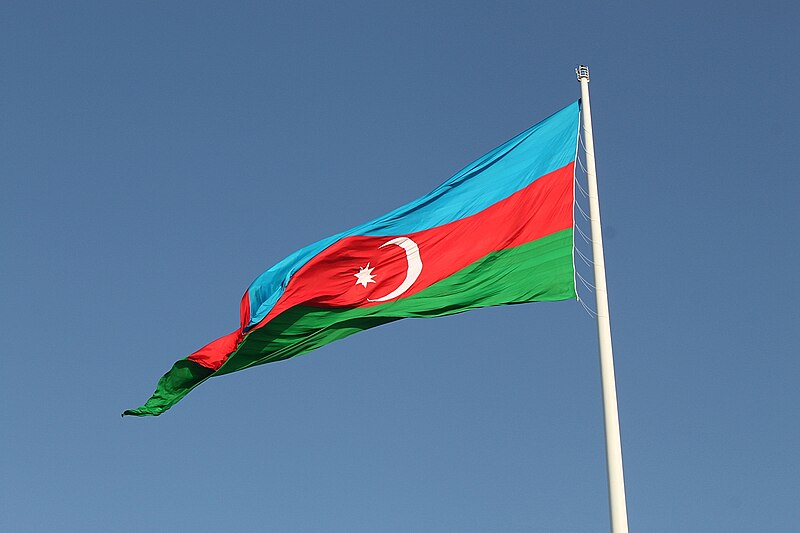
[245,101,580,329]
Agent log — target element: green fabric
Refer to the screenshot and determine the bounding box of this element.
[122,359,214,417]
[124,228,574,416]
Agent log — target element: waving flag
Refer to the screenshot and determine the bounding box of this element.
[124,101,580,416]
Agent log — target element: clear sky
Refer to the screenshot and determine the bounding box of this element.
[2,1,798,532]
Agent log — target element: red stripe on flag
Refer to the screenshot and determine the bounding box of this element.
[262,163,573,318]
[187,291,250,369]
[186,329,241,370]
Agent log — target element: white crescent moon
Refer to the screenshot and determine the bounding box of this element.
[367,237,423,302]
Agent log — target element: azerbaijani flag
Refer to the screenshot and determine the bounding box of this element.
[124,101,580,416]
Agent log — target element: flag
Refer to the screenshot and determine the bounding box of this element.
[124,101,580,416]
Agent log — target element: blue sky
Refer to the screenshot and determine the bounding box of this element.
[2,2,798,532]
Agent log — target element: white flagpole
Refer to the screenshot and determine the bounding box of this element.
[576,65,629,533]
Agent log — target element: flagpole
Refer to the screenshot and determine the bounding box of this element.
[576,65,629,533]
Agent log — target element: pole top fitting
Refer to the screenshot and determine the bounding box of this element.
[576,65,590,82]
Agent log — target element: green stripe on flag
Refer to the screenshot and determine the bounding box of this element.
[122,359,214,417]
[218,228,574,376]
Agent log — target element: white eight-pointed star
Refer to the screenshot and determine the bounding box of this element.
[354,263,377,288]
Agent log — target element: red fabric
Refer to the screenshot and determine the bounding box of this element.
[239,290,251,331]
[187,329,242,370]
[188,292,250,370]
